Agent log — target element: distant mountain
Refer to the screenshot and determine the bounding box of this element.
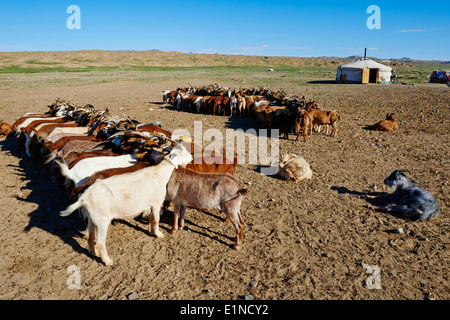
[341,55,449,65]
[389,57,450,64]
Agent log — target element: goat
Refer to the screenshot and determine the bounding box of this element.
[0,121,15,137]
[367,170,440,221]
[47,127,89,140]
[137,124,172,138]
[294,110,312,142]
[70,161,152,198]
[163,90,178,104]
[277,154,313,183]
[186,154,238,176]
[369,113,398,131]
[305,107,340,137]
[55,154,138,188]
[236,93,247,117]
[44,140,112,164]
[16,117,67,156]
[66,147,119,169]
[13,113,53,129]
[59,143,193,266]
[166,167,249,250]
[271,106,303,140]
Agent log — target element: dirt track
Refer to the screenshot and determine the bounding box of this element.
[0,71,449,300]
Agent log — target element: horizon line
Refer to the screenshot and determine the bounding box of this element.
[0,48,448,64]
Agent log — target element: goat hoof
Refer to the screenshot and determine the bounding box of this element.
[154,231,164,238]
[103,259,113,266]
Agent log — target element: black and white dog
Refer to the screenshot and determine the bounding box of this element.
[368,170,440,221]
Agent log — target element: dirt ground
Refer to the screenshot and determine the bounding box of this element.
[0,70,449,300]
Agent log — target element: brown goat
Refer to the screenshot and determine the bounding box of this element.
[166,167,249,250]
[305,108,341,137]
[370,113,398,131]
[0,122,15,137]
[294,110,313,142]
[186,154,238,176]
[66,148,119,169]
[45,135,100,153]
[137,124,172,138]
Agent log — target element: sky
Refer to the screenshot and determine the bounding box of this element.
[0,0,449,61]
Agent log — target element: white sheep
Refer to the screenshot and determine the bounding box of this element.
[59,143,193,266]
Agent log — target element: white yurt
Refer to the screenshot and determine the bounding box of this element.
[336,58,392,84]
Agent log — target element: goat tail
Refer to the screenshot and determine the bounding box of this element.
[60,197,84,217]
[239,188,250,197]
[44,150,57,164]
[54,159,74,187]
[223,187,250,203]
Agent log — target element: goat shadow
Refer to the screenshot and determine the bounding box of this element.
[361,124,376,131]
[330,186,414,221]
[0,137,89,257]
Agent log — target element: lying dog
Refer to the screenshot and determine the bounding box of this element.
[368,170,440,221]
[277,154,312,183]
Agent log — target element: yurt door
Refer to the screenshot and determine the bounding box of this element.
[362,68,370,84]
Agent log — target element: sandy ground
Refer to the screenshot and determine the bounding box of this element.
[0,70,449,300]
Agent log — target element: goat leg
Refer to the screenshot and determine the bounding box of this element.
[178,205,186,230]
[170,203,180,234]
[148,206,164,238]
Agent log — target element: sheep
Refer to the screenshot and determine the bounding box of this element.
[59,143,193,266]
[367,170,440,221]
[277,154,313,183]
[369,113,398,131]
[166,167,249,250]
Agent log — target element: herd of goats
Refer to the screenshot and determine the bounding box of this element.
[0,99,250,266]
[0,84,439,266]
[162,84,341,142]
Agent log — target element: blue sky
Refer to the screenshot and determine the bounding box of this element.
[0,1,449,60]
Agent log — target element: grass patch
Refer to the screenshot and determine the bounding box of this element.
[24,60,63,65]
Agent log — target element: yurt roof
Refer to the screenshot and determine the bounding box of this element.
[341,59,392,72]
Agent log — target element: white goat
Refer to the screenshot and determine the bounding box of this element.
[60,143,193,266]
[55,154,138,187]
[46,127,89,141]
[15,117,64,156]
